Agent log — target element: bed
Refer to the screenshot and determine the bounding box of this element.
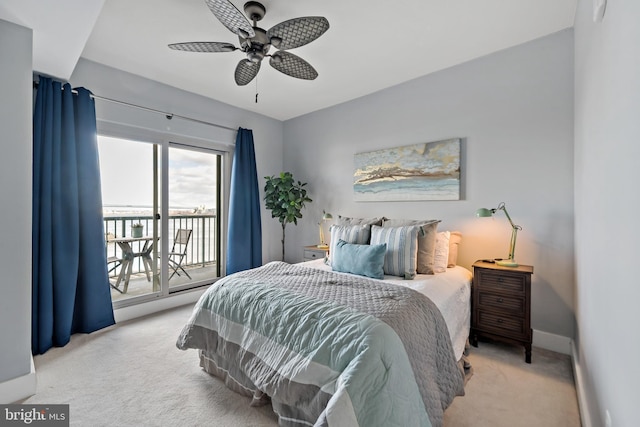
[176,256,472,427]
[300,258,472,363]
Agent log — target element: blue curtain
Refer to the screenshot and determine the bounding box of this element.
[32,76,115,355]
[226,128,262,274]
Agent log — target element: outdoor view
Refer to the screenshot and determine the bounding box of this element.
[98,135,220,302]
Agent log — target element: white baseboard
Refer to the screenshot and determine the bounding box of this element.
[571,340,593,427]
[0,356,36,404]
[528,332,592,427]
[532,329,571,355]
[114,288,207,323]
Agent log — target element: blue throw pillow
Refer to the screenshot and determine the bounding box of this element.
[332,239,387,280]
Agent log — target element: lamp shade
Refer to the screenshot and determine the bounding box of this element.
[322,212,333,221]
[475,208,494,218]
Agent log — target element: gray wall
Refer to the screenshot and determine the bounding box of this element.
[283,30,575,339]
[574,0,640,426]
[0,19,32,385]
[70,59,284,264]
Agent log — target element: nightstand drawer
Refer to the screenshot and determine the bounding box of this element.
[304,250,321,260]
[478,310,525,336]
[476,271,526,295]
[303,247,327,261]
[478,291,525,314]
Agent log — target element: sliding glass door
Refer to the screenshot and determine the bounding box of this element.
[98,135,223,305]
[167,144,222,292]
[99,136,161,302]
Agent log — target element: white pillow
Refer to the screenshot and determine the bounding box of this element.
[433,231,450,273]
[370,225,419,279]
[448,231,462,267]
[329,225,371,267]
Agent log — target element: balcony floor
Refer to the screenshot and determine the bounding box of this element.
[109,263,219,302]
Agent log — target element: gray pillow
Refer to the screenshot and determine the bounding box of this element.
[382,219,440,275]
[336,216,384,227]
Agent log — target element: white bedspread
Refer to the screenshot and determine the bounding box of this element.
[299,259,472,361]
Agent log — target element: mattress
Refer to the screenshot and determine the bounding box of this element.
[299,259,472,361]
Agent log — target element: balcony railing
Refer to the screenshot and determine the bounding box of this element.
[104,214,217,277]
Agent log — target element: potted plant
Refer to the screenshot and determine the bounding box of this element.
[131,222,144,238]
[264,172,312,261]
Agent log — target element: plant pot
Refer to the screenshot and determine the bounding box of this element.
[131,226,143,238]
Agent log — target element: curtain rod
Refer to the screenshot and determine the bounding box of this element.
[32,81,237,133]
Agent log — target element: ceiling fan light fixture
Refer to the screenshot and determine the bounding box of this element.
[171,0,329,86]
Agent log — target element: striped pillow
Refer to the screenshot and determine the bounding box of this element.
[382,219,440,274]
[329,225,371,268]
[370,225,419,279]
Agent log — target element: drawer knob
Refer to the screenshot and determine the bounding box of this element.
[311,253,317,258]
[497,297,504,303]
[497,318,504,323]
[497,277,504,283]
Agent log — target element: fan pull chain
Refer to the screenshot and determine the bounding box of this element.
[255,75,259,103]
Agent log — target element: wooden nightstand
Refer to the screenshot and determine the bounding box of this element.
[470,260,534,363]
[303,246,328,261]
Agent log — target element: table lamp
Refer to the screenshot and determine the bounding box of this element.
[317,211,333,249]
[476,202,522,267]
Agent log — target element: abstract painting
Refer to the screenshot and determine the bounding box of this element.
[354,138,461,201]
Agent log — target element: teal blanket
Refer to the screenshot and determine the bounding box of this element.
[177,262,464,426]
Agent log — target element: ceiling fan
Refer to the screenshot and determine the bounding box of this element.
[169,0,330,86]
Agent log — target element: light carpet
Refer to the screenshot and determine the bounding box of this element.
[20,304,581,427]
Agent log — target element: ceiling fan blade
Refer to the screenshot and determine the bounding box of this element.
[168,42,237,53]
[267,17,329,50]
[204,0,255,38]
[269,51,318,80]
[235,59,261,86]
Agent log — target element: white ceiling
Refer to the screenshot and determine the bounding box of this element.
[1,0,576,121]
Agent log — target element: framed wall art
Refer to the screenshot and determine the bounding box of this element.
[354,138,461,201]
